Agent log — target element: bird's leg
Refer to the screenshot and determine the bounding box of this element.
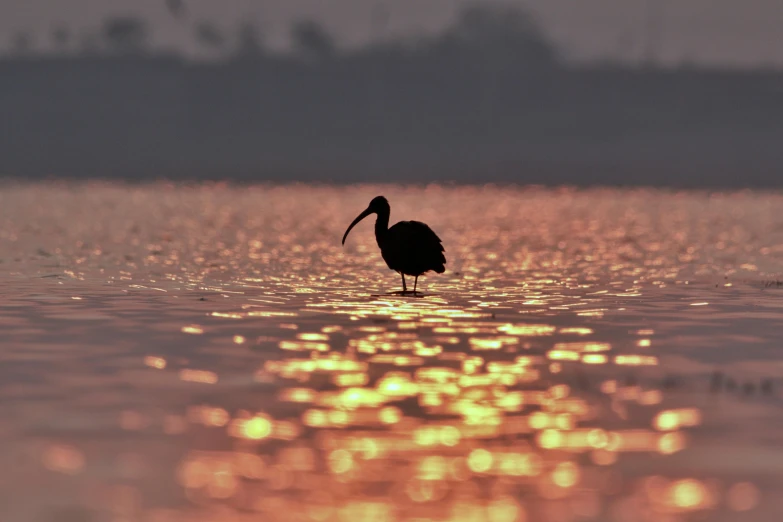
[413,276,419,296]
[401,273,407,294]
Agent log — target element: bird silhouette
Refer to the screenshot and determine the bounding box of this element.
[342,196,446,295]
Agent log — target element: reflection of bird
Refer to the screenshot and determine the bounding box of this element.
[342,196,446,295]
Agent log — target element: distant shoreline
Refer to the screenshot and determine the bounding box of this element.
[3,6,781,187]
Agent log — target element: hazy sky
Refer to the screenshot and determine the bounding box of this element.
[2,0,783,67]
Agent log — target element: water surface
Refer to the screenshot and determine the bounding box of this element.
[1,184,782,522]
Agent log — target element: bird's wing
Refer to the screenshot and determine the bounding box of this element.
[389,221,446,255]
[386,220,447,274]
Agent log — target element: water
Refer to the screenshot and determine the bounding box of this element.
[1,183,783,522]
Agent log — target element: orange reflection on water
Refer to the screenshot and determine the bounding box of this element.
[667,478,713,511]
[658,431,687,455]
[582,353,608,364]
[42,444,85,475]
[497,324,556,336]
[179,369,218,384]
[559,327,593,336]
[143,355,167,369]
[614,354,659,366]
[654,408,702,431]
[181,324,204,334]
[279,340,330,352]
[551,461,580,488]
[115,190,762,520]
[554,341,611,353]
[238,415,273,440]
[728,482,761,512]
[547,349,580,361]
[6,184,776,522]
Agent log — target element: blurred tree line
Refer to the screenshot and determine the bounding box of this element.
[2,1,782,185]
[5,2,559,67]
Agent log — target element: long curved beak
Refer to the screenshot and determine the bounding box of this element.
[342,207,373,245]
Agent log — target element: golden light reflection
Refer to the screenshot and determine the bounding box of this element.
[179,369,218,384]
[143,355,166,369]
[279,340,330,352]
[547,350,580,361]
[132,185,756,522]
[181,325,204,334]
[657,432,686,455]
[554,342,611,353]
[418,455,447,480]
[582,353,608,364]
[328,449,354,474]
[298,332,329,341]
[559,327,593,335]
[240,415,273,440]
[668,479,710,510]
[202,407,229,427]
[377,374,419,397]
[379,406,402,424]
[333,372,370,387]
[537,429,564,449]
[551,461,580,488]
[279,387,317,403]
[654,408,702,431]
[9,185,772,522]
[211,311,244,319]
[467,449,493,473]
[615,355,658,366]
[488,497,525,522]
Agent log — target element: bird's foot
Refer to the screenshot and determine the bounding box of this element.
[384,290,424,297]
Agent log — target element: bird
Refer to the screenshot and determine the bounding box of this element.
[342,196,446,295]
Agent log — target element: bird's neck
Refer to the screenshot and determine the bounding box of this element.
[374,210,390,245]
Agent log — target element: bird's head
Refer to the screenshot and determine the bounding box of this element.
[368,195,390,213]
[342,196,389,245]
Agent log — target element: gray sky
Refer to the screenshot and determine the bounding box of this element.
[2,0,783,67]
